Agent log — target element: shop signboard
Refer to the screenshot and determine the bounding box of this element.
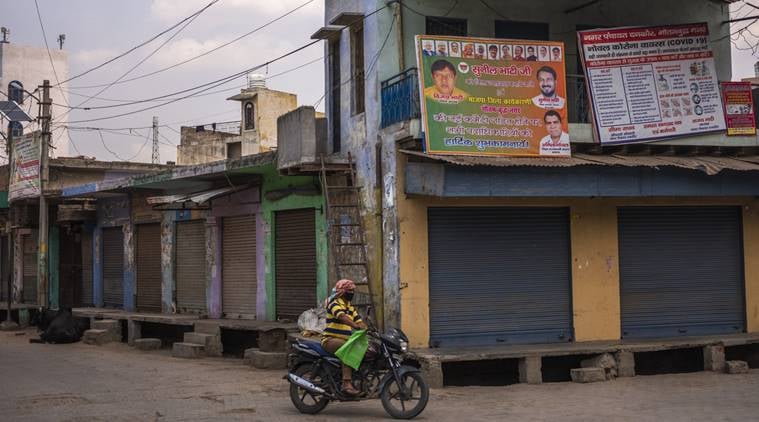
[9,131,41,201]
[721,81,756,136]
[415,35,570,157]
[578,23,726,145]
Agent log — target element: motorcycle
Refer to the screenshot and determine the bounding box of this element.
[286,327,429,419]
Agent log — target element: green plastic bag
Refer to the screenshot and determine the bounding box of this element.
[335,330,368,370]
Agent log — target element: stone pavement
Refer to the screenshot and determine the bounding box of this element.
[1,328,758,421]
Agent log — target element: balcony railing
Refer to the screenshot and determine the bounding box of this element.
[193,120,241,135]
[381,68,421,129]
[380,68,592,128]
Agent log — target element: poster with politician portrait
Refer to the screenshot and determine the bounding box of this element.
[416,35,570,157]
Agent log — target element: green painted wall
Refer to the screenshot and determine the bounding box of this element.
[236,163,327,320]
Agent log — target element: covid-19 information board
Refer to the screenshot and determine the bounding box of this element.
[578,23,726,145]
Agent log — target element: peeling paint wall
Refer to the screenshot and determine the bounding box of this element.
[160,211,176,313]
[12,229,23,303]
[205,217,222,318]
[122,222,135,311]
[259,165,327,320]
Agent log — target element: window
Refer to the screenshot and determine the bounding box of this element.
[329,38,341,153]
[425,17,467,36]
[494,20,549,41]
[8,81,23,104]
[8,122,23,138]
[351,23,365,115]
[227,141,242,159]
[244,102,255,130]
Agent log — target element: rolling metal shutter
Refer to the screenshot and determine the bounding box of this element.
[428,207,573,347]
[618,206,745,338]
[22,234,37,304]
[222,215,256,318]
[136,223,162,312]
[175,220,206,313]
[81,230,94,306]
[275,209,317,320]
[102,227,124,308]
[103,227,124,308]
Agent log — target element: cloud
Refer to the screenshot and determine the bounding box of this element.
[149,0,322,23]
[71,48,120,69]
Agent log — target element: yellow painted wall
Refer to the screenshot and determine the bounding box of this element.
[570,201,621,341]
[743,200,759,333]
[396,156,759,347]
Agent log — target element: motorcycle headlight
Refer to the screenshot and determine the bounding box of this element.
[400,340,408,353]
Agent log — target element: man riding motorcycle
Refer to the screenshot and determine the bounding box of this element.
[320,278,366,396]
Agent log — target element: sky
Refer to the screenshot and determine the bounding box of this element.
[2,0,759,163]
[2,0,326,163]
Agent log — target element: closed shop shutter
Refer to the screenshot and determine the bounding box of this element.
[176,220,206,313]
[275,209,317,320]
[22,234,37,304]
[618,206,745,338]
[81,230,94,306]
[222,215,256,318]
[136,223,162,312]
[102,227,124,308]
[428,207,573,347]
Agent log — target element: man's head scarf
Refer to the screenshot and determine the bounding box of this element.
[325,279,356,306]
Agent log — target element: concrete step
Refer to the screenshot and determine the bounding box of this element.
[193,321,220,335]
[184,332,222,357]
[92,319,120,331]
[133,338,162,351]
[83,329,111,346]
[243,347,288,369]
[571,367,606,383]
[172,342,205,359]
[726,360,749,374]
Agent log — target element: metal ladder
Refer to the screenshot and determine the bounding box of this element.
[319,153,375,321]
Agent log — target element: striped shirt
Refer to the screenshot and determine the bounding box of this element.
[323,297,362,340]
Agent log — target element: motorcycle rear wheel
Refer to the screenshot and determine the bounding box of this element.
[380,371,429,419]
[289,364,330,414]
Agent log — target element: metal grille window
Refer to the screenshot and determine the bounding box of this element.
[425,17,467,36]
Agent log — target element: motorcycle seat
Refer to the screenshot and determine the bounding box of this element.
[298,340,335,358]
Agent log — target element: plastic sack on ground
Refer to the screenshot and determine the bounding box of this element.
[297,307,326,336]
[335,330,369,370]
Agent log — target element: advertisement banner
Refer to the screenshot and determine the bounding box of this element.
[9,131,41,201]
[578,23,726,145]
[721,81,756,136]
[415,35,570,157]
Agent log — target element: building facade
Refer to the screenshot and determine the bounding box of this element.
[277,0,759,350]
[0,38,70,157]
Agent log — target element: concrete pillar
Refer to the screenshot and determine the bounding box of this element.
[13,230,23,303]
[92,227,103,307]
[615,351,635,377]
[419,358,444,389]
[122,223,136,312]
[519,356,542,384]
[160,211,176,314]
[127,319,141,346]
[48,226,59,309]
[704,344,726,372]
[205,217,222,318]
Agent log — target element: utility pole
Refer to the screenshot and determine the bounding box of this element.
[1,121,17,330]
[152,116,159,164]
[37,80,51,308]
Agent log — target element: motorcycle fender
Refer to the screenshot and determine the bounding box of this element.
[378,365,422,391]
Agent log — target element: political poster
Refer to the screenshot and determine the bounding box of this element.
[9,131,41,201]
[721,81,756,136]
[578,23,726,145]
[415,35,570,157]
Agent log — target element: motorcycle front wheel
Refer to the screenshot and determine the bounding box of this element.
[289,364,330,414]
[380,371,429,419]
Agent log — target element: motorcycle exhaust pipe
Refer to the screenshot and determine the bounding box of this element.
[287,373,327,395]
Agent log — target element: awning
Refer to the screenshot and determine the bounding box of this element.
[401,150,759,176]
[401,150,759,197]
[147,186,250,210]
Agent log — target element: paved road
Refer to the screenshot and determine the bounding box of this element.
[1,328,758,421]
